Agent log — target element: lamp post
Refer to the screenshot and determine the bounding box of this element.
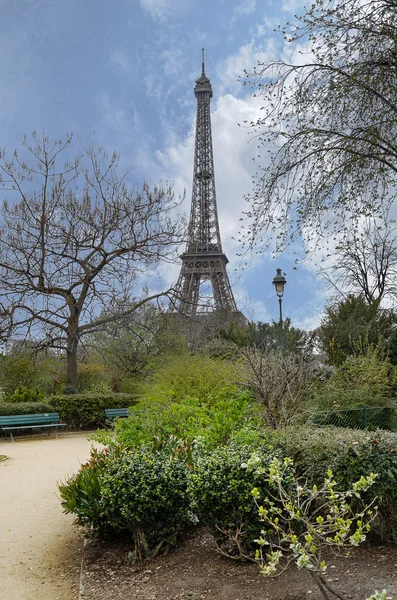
[272,268,287,355]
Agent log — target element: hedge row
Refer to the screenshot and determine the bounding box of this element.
[0,393,138,428]
[59,427,397,560]
[0,402,55,416]
[47,393,138,429]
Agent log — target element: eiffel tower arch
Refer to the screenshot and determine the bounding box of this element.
[171,50,246,338]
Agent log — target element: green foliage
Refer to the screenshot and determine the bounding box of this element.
[8,387,45,403]
[59,445,193,558]
[313,346,397,411]
[143,353,240,402]
[317,296,394,366]
[367,592,393,600]
[0,401,55,416]
[77,362,111,392]
[0,353,44,399]
[249,455,377,600]
[87,306,186,392]
[59,446,117,535]
[269,427,397,541]
[188,444,280,558]
[48,392,137,428]
[0,351,66,399]
[335,347,397,398]
[219,319,313,355]
[113,389,259,451]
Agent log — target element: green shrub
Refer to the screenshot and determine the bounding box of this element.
[0,352,66,398]
[269,426,397,541]
[59,445,193,558]
[188,444,281,558]
[0,353,44,399]
[0,401,55,416]
[59,447,114,534]
[48,392,138,428]
[8,387,45,403]
[113,389,260,451]
[143,353,240,402]
[250,455,377,600]
[312,347,397,410]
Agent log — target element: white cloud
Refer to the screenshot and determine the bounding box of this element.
[234,0,256,16]
[281,0,307,12]
[139,0,190,21]
[217,39,277,93]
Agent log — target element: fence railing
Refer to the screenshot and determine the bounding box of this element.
[310,406,397,431]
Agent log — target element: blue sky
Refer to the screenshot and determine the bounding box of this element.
[0,0,328,330]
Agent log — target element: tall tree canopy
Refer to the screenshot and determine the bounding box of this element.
[243,0,397,251]
[0,133,184,387]
[317,294,396,365]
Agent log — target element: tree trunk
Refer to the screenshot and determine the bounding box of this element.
[66,337,79,389]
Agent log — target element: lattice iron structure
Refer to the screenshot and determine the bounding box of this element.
[173,50,240,318]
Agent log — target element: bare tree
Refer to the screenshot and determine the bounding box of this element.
[240,347,313,428]
[319,215,397,306]
[0,132,184,387]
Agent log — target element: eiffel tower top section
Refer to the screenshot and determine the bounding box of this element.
[194,48,213,98]
[185,48,223,256]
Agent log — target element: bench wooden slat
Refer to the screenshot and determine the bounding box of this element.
[0,412,66,441]
[2,423,67,430]
[0,413,62,425]
[104,408,129,419]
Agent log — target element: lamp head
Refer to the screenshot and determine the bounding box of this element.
[272,268,287,297]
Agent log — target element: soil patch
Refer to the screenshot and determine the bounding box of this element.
[81,529,397,600]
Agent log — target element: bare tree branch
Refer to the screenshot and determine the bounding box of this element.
[0,132,185,386]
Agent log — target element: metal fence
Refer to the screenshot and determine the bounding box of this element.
[311,406,397,431]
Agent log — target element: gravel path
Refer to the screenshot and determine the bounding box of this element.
[0,433,97,600]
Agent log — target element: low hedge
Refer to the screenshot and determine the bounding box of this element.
[188,444,281,558]
[47,393,138,429]
[0,401,55,416]
[59,445,193,558]
[269,426,397,542]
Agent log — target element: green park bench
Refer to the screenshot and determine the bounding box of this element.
[104,408,130,420]
[0,413,67,442]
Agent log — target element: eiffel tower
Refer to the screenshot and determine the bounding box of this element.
[173,50,245,328]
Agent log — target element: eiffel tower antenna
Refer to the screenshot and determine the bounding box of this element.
[173,50,244,323]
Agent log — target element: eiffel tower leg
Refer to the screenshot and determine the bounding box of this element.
[176,272,200,315]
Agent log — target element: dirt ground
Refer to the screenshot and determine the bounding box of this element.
[0,432,98,600]
[81,529,397,600]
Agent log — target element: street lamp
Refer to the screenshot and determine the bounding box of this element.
[272,268,287,354]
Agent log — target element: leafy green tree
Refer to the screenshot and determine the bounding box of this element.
[220,319,313,355]
[313,346,397,410]
[242,0,397,253]
[317,295,395,365]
